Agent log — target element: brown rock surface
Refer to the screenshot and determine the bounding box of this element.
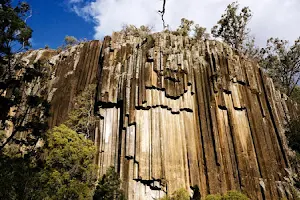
[20,33,300,199]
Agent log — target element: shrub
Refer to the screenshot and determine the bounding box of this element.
[160,188,190,200]
[203,190,248,200]
[194,24,210,40]
[176,18,194,36]
[64,35,79,46]
[286,117,300,153]
[121,24,152,38]
[204,194,222,200]
[222,191,248,200]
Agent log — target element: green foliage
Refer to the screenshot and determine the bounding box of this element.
[65,84,96,138]
[93,166,125,200]
[160,188,190,200]
[0,124,97,200]
[211,2,252,51]
[291,86,300,104]
[64,35,79,46]
[0,154,40,200]
[222,191,249,200]
[204,194,222,200]
[0,60,50,151]
[242,35,260,59]
[0,0,32,56]
[260,37,300,96]
[203,191,248,200]
[176,18,194,36]
[121,24,152,38]
[286,117,300,153]
[0,1,50,151]
[35,124,97,199]
[194,25,209,40]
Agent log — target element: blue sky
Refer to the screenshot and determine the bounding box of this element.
[25,0,94,49]
[21,0,300,49]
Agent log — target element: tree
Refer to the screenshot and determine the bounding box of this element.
[93,166,125,200]
[242,35,260,59]
[0,124,98,200]
[194,24,210,40]
[211,2,252,51]
[176,18,194,36]
[65,84,96,138]
[0,0,50,152]
[290,86,300,104]
[0,153,39,200]
[260,37,300,96]
[286,116,300,153]
[0,0,32,58]
[121,24,152,39]
[35,124,97,200]
[64,35,79,46]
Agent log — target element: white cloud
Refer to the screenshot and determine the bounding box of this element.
[69,0,300,46]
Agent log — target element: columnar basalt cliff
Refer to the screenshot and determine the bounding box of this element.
[20,32,299,199]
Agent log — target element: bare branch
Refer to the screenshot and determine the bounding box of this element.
[158,0,167,29]
[24,9,33,23]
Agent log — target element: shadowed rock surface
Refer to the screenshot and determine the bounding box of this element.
[19,32,299,199]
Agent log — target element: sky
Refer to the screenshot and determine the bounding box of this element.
[23,0,94,49]
[23,0,300,49]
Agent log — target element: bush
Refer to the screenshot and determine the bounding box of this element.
[194,24,210,40]
[176,18,194,36]
[204,194,222,200]
[291,86,300,104]
[222,191,248,200]
[64,35,78,46]
[286,117,300,153]
[203,191,248,200]
[160,188,190,200]
[121,24,152,38]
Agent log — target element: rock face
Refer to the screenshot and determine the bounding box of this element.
[22,32,298,199]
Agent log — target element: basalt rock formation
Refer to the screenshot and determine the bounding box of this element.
[20,32,299,199]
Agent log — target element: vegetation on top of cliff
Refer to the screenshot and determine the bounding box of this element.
[211,1,259,59]
[175,18,194,36]
[211,1,252,52]
[260,37,300,96]
[194,25,210,40]
[121,24,153,38]
[65,35,79,46]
